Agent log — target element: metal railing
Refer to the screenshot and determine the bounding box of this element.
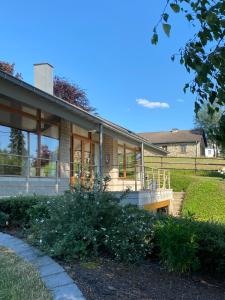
[0,152,171,192]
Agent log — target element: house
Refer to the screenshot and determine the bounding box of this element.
[0,63,173,212]
[138,129,207,157]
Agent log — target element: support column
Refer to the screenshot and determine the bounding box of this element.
[99,124,103,180]
[141,142,145,190]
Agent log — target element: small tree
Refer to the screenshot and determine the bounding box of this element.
[53,76,95,112]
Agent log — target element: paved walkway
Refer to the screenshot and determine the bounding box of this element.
[0,232,85,300]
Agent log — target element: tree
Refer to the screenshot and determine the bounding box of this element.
[53,76,95,112]
[152,0,225,114]
[195,103,223,155]
[0,61,22,79]
[8,128,26,155]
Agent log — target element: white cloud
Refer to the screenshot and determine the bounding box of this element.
[177,98,184,103]
[136,99,170,109]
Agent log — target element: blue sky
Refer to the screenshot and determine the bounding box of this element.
[0,0,197,133]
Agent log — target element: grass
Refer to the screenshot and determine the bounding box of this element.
[182,176,225,224]
[0,247,52,300]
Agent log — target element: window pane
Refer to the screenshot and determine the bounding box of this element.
[0,125,28,176]
[126,148,136,179]
[40,136,59,177]
[118,146,124,178]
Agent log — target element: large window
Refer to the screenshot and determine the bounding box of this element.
[118,144,138,179]
[0,125,28,176]
[0,96,59,177]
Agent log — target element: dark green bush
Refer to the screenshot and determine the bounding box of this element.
[0,195,52,228]
[195,221,225,275]
[0,210,8,228]
[154,216,200,273]
[28,191,155,263]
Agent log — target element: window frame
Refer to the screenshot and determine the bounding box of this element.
[0,98,60,178]
[118,144,139,179]
[180,144,187,154]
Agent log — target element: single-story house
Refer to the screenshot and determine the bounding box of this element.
[0,63,173,212]
[138,129,207,157]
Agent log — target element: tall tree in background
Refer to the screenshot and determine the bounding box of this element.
[53,76,95,112]
[8,128,26,155]
[195,103,223,156]
[152,0,225,114]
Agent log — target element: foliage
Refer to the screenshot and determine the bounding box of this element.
[0,247,52,300]
[0,61,22,79]
[0,211,8,228]
[195,221,225,274]
[1,191,225,275]
[104,205,154,263]
[152,0,225,113]
[54,76,95,112]
[28,191,154,263]
[154,216,200,273]
[195,103,224,154]
[0,195,51,228]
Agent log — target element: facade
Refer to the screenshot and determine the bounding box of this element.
[0,64,172,211]
[139,129,207,157]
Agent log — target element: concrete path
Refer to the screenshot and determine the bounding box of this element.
[0,232,85,300]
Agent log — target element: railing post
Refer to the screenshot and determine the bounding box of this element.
[55,160,59,194]
[135,163,137,191]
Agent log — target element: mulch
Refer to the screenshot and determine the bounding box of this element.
[61,258,225,300]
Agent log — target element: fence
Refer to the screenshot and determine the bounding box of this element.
[145,155,225,173]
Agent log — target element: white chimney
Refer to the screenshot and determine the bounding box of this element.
[34,63,53,95]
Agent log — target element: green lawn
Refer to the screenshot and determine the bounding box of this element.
[182,176,225,224]
[0,247,52,300]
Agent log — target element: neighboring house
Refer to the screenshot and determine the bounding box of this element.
[0,63,173,212]
[138,129,207,157]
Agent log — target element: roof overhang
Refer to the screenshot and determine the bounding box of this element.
[0,70,167,155]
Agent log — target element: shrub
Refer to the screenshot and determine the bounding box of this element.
[0,195,53,228]
[28,191,155,263]
[28,191,121,259]
[195,221,225,275]
[0,211,8,228]
[154,216,200,273]
[104,205,155,263]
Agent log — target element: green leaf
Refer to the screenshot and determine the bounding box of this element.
[186,14,193,22]
[162,13,169,22]
[162,23,171,37]
[151,33,158,45]
[170,3,180,13]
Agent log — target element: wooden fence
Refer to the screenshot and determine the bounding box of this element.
[145,156,225,173]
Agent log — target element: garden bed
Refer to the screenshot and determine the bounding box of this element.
[61,258,225,300]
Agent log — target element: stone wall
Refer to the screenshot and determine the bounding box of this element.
[59,119,71,179]
[162,142,201,157]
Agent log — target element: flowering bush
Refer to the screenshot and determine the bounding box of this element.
[28,191,155,263]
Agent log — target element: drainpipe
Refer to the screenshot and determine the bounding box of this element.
[141,142,145,190]
[99,124,103,182]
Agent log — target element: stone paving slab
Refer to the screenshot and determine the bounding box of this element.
[0,232,85,300]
